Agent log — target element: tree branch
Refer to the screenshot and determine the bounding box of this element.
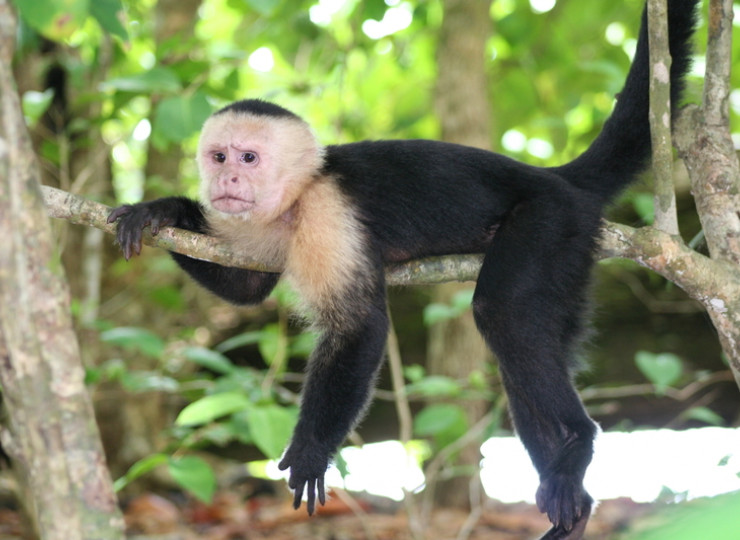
[648,0,679,234]
[42,184,739,292]
[41,185,483,285]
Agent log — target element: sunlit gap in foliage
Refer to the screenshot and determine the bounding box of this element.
[309,0,348,26]
[133,119,151,142]
[529,0,556,15]
[309,0,413,39]
[731,90,740,148]
[361,3,413,40]
[501,129,554,160]
[258,428,740,505]
[248,47,275,73]
[605,22,627,46]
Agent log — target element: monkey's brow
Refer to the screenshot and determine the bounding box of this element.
[229,143,258,152]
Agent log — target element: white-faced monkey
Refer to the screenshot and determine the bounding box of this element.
[108,2,698,538]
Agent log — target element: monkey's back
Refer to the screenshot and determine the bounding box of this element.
[323,140,582,263]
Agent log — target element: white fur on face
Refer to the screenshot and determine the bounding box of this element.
[197,110,325,225]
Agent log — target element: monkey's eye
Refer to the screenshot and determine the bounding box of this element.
[213,152,226,163]
[240,152,258,164]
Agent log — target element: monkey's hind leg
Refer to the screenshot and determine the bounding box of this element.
[472,192,600,539]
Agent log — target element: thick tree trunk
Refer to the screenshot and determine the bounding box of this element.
[0,3,124,539]
[428,0,492,510]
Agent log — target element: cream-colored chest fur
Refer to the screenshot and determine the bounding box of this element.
[207,213,293,269]
[284,178,370,320]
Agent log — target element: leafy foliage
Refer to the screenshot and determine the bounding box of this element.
[13,0,737,509]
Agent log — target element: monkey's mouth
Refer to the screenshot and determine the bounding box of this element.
[212,196,255,214]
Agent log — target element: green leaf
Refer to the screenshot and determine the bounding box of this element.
[22,89,54,125]
[114,453,168,491]
[423,303,457,325]
[183,347,235,375]
[632,192,655,224]
[13,0,89,40]
[168,455,216,503]
[450,289,475,311]
[228,410,255,445]
[635,351,683,394]
[403,364,426,383]
[361,0,388,21]
[175,392,251,426]
[289,331,318,358]
[152,91,212,144]
[89,0,127,40]
[258,323,284,365]
[100,327,165,358]
[245,0,281,16]
[149,285,185,310]
[683,407,724,426]
[414,403,467,437]
[102,67,182,94]
[215,331,263,353]
[406,375,462,398]
[246,405,298,459]
[121,371,179,393]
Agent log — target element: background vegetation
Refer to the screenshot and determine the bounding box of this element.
[2,0,739,538]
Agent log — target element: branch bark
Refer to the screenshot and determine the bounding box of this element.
[670,0,740,386]
[648,0,679,234]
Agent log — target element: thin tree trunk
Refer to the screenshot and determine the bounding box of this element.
[428,0,492,510]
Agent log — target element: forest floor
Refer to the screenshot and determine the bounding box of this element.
[0,484,656,540]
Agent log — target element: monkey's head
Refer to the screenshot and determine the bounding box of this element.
[197,99,324,224]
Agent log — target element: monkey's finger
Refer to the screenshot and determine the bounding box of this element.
[107,206,131,224]
[317,476,326,506]
[292,482,305,511]
[116,227,133,260]
[150,218,162,236]
[118,223,144,260]
[306,479,316,515]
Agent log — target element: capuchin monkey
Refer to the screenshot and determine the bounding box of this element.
[108,2,698,538]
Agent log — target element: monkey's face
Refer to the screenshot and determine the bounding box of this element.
[197,111,323,224]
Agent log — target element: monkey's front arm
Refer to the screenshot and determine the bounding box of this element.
[278,296,389,514]
[108,198,280,305]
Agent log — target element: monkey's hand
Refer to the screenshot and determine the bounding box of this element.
[107,202,177,260]
[277,442,330,515]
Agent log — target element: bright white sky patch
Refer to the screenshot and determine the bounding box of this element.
[132,119,151,141]
[530,0,556,14]
[730,89,740,116]
[266,428,740,506]
[605,22,627,46]
[248,47,275,72]
[362,4,413,40]
[502,129,527,152]
[481,427,740,503]
[527,137,554,159]
[309,0,347,26]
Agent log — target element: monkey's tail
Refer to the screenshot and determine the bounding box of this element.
[553,0,699,201]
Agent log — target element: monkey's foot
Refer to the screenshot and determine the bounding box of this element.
[538,508,590,540]
[536,474,592,539]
